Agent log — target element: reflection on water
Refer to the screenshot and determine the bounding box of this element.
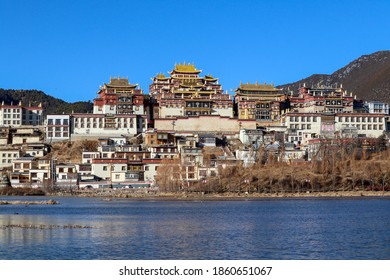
[0,197,389,259]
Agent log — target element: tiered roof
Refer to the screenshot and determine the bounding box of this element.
[170,62,202,74]
[151,63,225,97]
[235,82,281,94]
[103,77,138,90]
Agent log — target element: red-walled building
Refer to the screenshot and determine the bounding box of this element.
[93,77,145,115]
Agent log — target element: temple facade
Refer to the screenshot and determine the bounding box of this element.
[283,112,386,144]
[46,113,147,142]
[93,77,145,115]
[149,63,233,119]
[46,77,148,142]
[234,82,288,124]
[71,113,146,137]
[289,84,354,113]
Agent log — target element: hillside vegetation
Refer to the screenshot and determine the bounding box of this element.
[157,140,390,194]
[48,140,99,164]
[0,89,93,116]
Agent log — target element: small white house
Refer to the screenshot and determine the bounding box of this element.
[55,163,77,188]
[82,151,101,164]
[91,158,128,180]
[45,114,71,143]
[239,129,263,147]
[0,148,20,168]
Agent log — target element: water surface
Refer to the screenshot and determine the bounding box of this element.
[0,196,389,259]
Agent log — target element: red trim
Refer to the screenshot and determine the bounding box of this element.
[92,158,128,164]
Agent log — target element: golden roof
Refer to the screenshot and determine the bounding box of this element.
[105,77,137,88]
[156,73,167,79]
[238,82,279,91]
[173,62,201,73]
[205,74,218,81]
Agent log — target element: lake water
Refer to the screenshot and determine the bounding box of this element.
[0,196,389,259]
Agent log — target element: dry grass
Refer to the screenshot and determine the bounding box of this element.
[49,140,98,163]
[157,145,390,194]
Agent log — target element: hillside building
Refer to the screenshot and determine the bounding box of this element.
[91,158,128,181]
[364,101,389,114]
[93,77,145,115]
[234,82,288,124]
[149,63,233,119]
[0,127,10,145]
[335,113,386,138]
[289,84,354,113]
[10,156,35,187]
[239,129,264,147]
[46,114,71,143]
[55,163,77,188]
[143,158,162,184]
[283,112,386,144]
[0,147,20,168]
[144,130,176,147]
[154,115,256,133]
[71,113,147,138]
[0,101,43,127]
[45,113,147,141]
[29,159,52,187]
[11,127,42,145]
[45,77,148,142]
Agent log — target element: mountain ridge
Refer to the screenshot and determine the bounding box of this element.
[0,88,93,116]
[278,50,390,103]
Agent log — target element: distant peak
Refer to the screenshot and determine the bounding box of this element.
[278,50,390,104]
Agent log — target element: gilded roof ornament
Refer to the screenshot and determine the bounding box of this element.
[109,76,130,86]
[104,76,138,89]
[175,62,199,72]
[239,81,279,91]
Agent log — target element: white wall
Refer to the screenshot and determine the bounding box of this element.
[213,107,233,117]
[159,107,183,118]
[0,149,20,167]
[155,116,256,132]
[91,162,127,180]
[335,114,386,138]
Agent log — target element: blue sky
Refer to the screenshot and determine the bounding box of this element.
[1,0,389,102]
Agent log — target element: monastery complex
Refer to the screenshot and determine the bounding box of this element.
[1,63,390,189]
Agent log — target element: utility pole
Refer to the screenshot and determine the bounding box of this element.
[109,162,113,189]
[171,121,176,131]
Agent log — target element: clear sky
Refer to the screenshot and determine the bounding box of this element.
[1,0,389,102]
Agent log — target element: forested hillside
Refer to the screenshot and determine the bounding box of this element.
[0,89,93,115]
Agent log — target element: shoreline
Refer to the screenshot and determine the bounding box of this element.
[1,188,390,201]
[47,190,390,200]
[0,199,59,205]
